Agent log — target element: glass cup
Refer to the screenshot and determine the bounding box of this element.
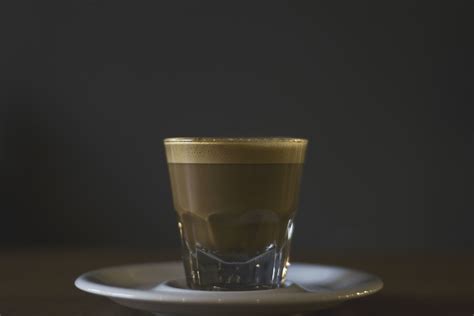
[164,137,307,290]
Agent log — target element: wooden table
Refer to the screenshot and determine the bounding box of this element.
[0,248,473,315]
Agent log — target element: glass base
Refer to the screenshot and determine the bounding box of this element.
[182,244,289,291]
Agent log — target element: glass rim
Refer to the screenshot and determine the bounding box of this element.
[164,137,308,144]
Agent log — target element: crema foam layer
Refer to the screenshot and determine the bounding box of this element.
[164,137,307,164]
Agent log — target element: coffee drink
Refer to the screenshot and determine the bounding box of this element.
[165,138,307,290]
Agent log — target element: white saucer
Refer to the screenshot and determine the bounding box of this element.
[75,261,382,315]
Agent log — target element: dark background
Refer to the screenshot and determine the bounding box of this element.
[1,1,472,252]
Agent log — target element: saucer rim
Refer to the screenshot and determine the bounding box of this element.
[74,261,383,305]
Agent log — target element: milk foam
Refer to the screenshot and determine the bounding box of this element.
[164,137,307,164]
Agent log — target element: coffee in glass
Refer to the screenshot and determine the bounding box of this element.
[164,137,307,290]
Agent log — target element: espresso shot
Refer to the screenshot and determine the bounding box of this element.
[165,138,307,290]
